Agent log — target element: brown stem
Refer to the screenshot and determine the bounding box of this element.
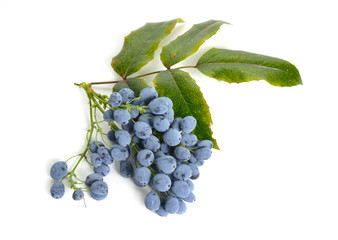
[175,65,196,69]
[74,65,197,86]
[89,80,122,85]
[134,70,164,78]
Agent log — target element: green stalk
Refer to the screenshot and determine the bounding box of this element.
[69,93,95,175]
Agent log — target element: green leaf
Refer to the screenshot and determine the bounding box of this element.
[111,18,183,78]
[160,20,228,68]
[113,78,149,97]
[153,69,219,149]
[197,48,302,87]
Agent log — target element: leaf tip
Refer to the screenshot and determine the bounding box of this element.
[298,77,303,85]
[213,143,220,150]
[209,19,232,26]
[176,18,184,23]
[222,20,232,25]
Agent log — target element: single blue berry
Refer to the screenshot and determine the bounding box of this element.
[109,92,122,108]
[163,128,181,146]
[152,173,171,192]
[181,116,197,133]
[133,167,151,187]
[119,88,135,103]
[50,182,65,199]
[139,88,158,104]
[90,180,108,195]
[120,160,133,178]
[72,189,84,201]
[50,161,68,180]
[144,191,161,211]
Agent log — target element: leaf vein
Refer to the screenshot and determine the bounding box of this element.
[197,62,286,73]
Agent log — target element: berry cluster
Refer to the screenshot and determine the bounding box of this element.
[49,87,212,216]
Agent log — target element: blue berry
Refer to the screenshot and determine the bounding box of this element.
[90,153,103,168]
[94,163,110,176]
[194,147,212,160]
[120,160,133,178]
[163,128,181,146]
[164,196,179,213]
[133,167,151,187]
[181,116,197,133]
[103,109,115,122]
[50,182,65,199]
[119,88,135,103]
[142,135,160,152]
[181,133,198,147]
[114,109,131,125]
[170,180,190,198]
[139,88,158,104]
[85,173,103,187]
[133,121,152,139]
[148,98,169,115]
[152,173,171,192]
[174,146,191,162]
[90,180,108,195]
[156,155,176,174]
[144,191,161,211]
[110,145,129,161]
[137,149,154,167]
[173,164,192,181]
[50,161,68,180]
[109,92,122,108]
[72,189,84,201]
[115,129,131,147]
[152,115,170,132]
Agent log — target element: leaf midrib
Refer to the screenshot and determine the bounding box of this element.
[197,62,286,74]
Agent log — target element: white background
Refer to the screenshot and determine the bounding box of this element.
[1,0,337,239]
